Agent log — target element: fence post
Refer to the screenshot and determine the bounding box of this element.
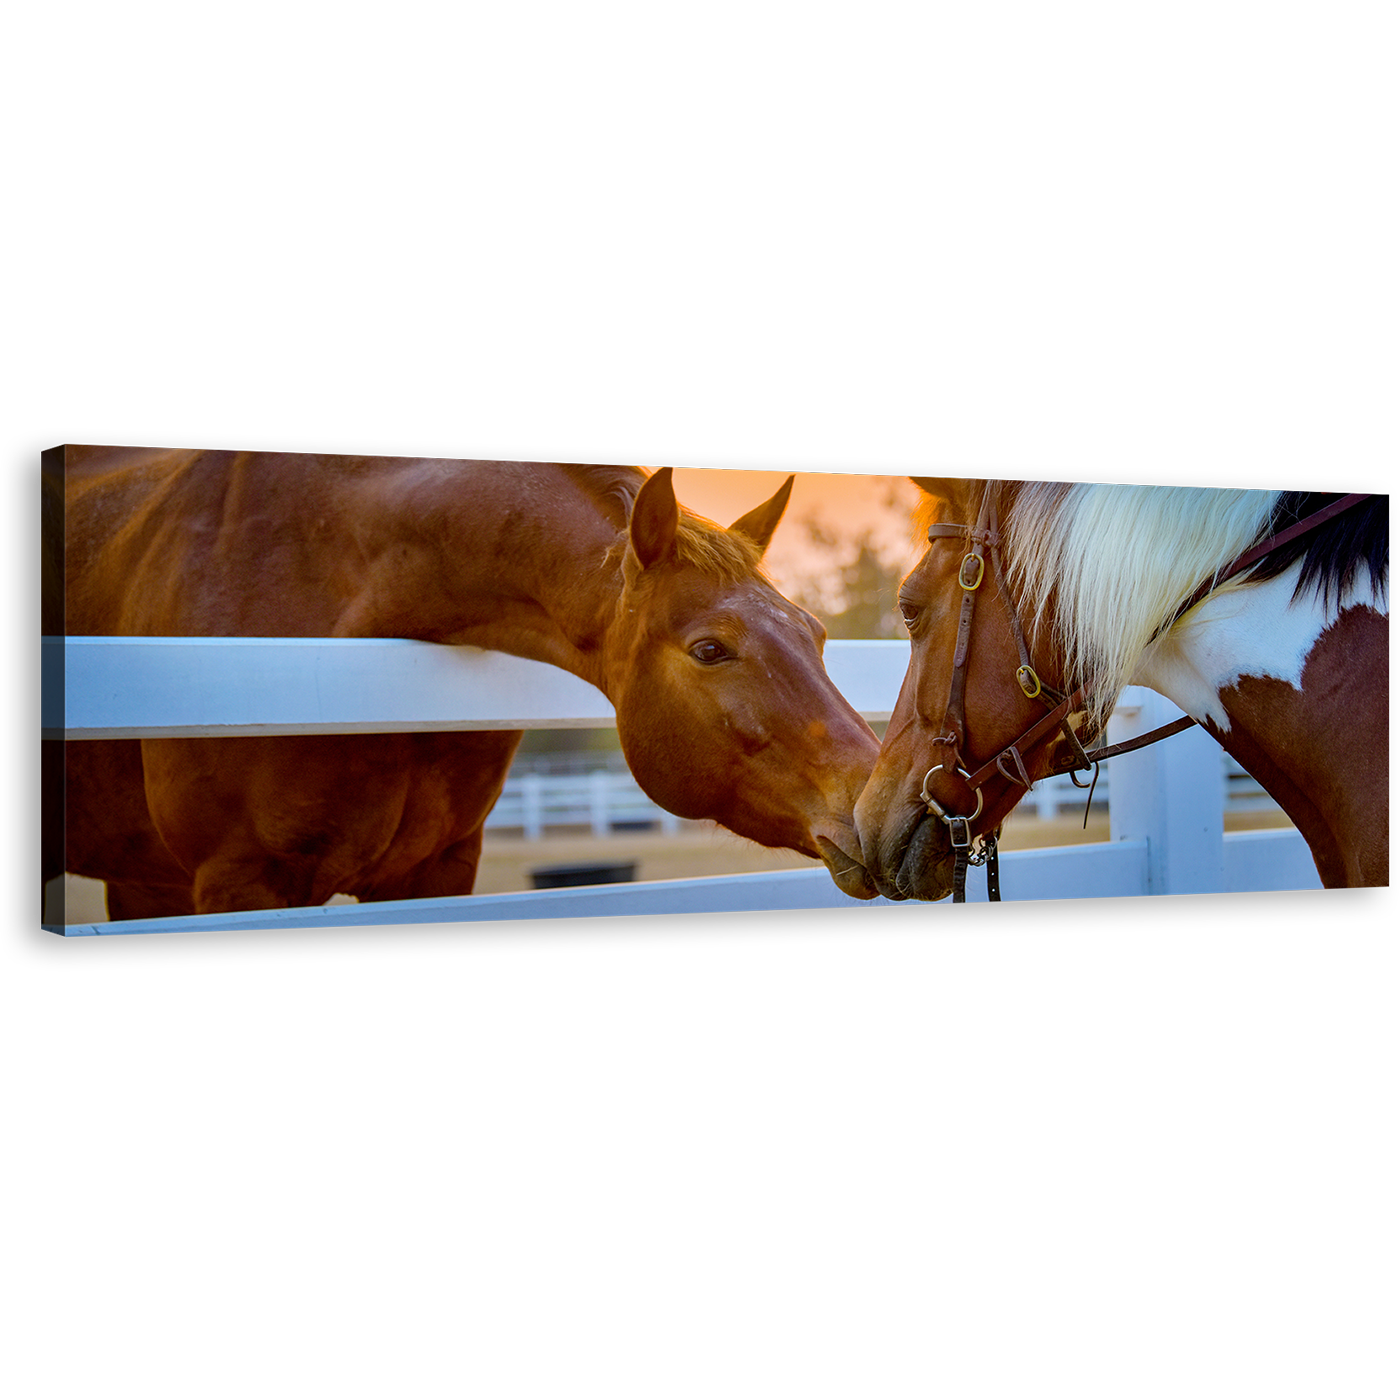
[589,770,610,837]
[521,773,544,841]
[1107,687,1225,895]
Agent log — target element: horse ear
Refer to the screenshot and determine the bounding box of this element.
[630,467,680,569]
[729,475,794,556]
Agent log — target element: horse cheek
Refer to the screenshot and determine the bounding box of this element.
[720,691,772,755]
[613,669,716,821]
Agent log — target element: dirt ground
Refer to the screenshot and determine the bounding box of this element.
[48,806,1297,925]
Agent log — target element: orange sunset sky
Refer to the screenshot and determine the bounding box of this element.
[670,467,924,597]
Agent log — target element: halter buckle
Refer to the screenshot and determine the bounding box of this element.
[958,552,984,591]
[1015,664,1042,700]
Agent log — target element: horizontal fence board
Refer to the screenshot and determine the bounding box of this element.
[56,868,887,934]
[45,637,613,738]
[51,833,1322,936]
[43,636,913,739]
[483,770,682,838]
[45,655,1320,935]
[1224,828,1322,892]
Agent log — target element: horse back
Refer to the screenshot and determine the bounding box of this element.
[62,447,423,636]
[59,447,612,639]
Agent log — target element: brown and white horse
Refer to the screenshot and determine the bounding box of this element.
[50,447,882,918]
[855,477,1388,899]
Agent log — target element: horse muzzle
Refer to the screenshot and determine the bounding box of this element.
[891,813,959,901]
[855,803,959,903]
[814,834,880,901]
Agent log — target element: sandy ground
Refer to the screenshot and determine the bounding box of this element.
[46,807,1297,926]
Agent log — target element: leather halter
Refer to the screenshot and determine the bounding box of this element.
[917,488,1372,902]
[918,487,1092,899]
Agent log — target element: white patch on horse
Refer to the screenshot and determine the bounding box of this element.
[753,594,802,626]
[736,590,811,639]
[1132,562,1388,730]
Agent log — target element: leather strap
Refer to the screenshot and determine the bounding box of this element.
[1163,493,1371,633]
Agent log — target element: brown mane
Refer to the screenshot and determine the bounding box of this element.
[587,465,765,584]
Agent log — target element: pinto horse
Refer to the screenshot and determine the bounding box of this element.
[50,447,882,918]
[855,477,1388,900]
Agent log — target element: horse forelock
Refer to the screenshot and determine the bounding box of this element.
[910,482,996,537]
[912,492,951,536]
[613,513,766,588]
[1003,481,1279,726]
[674,514,765,580]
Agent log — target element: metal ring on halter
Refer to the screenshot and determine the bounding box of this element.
[919,764,984,824]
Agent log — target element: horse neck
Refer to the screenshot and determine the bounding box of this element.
[1130,564,1389,882]
[372,464,632,694]
[1132,561,1382,731]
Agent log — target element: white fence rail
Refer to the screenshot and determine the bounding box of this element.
[1020,753,1274,820]
[44,638,1320,934]
[485,770,681,839]
[42,636,914,739]
[483,754,1274,837]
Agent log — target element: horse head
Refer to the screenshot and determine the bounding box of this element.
[607,468,882,900]
[854,478,1079,901]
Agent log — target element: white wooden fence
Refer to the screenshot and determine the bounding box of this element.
[43,637,1321,935]
[1019,752,1274,820]
[479,752,1276,837]
[483,771,681,838]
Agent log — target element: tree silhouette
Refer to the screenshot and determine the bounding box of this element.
[791,518,910,640]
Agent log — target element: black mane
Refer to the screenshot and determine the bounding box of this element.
[1246,491,1388,606]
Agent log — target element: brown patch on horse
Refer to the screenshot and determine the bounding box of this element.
[1212,605,1388,887]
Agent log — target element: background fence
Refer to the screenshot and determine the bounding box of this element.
[476,752,1278,837]
[43,637,1320,934]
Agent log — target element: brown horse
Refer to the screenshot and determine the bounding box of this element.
[855,477,1388,899]
[51,447,882,918]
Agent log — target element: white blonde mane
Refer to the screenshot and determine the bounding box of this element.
[1004,482,1280,727]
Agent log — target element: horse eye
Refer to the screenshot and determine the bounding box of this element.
[689,639,731,665]
[898,600,922,630]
